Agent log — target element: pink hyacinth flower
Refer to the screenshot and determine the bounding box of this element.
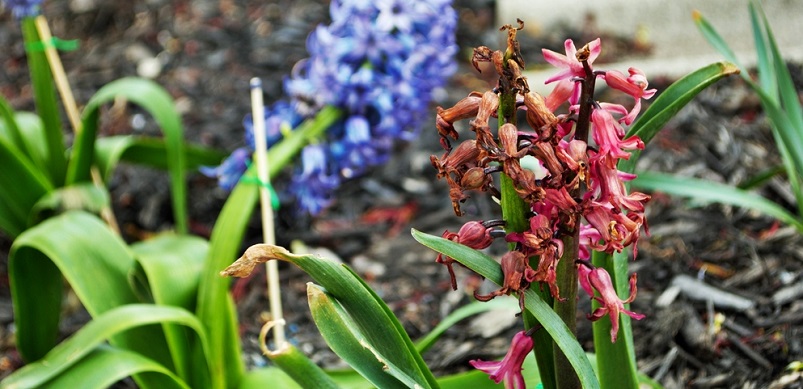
[470,331,535,389]
[581,267,645,342]
[542,38,601,84]
[604,67,657,124]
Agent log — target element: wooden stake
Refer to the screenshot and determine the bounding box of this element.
[250,77,286,348]
[35,15,120,235]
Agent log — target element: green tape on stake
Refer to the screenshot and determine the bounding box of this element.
[240,163,281,211]
[25,37,79,52]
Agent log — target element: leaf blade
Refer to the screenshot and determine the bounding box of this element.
[411,229,600,389]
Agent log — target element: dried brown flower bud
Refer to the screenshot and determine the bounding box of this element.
[461,167,490,190]
[524,92,558,135]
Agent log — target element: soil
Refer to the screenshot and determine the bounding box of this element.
[1,1,802,388]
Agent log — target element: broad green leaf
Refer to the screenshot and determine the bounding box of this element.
[5,112,50,174]
[308,283,414,389]
[411,229,600,389]
[67,77,189,233]
[94,136,226,182]
[633,171,803,233]
[0,136,53,237]
[416,296,518,354]
[1,304,205,389]
[324,369,375,389]
[130,234,214,388]
[30,346,190,389]
[196,106,340,388]
[238,367,303,389]
[130,234,207,310]
[222,245,438,389]
[9,211,175,372]
[0,95,28,154]
[28,183,109,225]
[21,18,65,186]
[0,99,48,173]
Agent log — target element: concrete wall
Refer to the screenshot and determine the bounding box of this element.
[498,0,803,89]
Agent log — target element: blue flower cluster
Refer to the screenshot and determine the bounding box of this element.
[203,0,458,215]
[2,0,41,19]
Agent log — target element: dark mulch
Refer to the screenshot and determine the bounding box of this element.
[1,1,801,388]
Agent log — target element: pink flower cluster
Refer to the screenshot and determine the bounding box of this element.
[431,23,654,387]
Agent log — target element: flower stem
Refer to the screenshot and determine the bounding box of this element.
[496,39,559,389]
[552,231,580,389]
[552,52,596,389]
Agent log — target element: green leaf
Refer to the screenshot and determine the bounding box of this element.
[696,3,803,210]
[238,367,303,389]
[67,77,190,233]
[28,183,109,225]
[748,1,776,99]
[1,304,206,389]
[196,106,341,388]
[130,234,215,388]
[307,283,415,389]
[0,135,53,237]
[411,229,600,389]
[21,18,66,186]
[9,211,175,374]
[30,346,190,389]
[590,250,639,389]
[621,62,740,174]
[0,98,48,172]
[692,11,743,70]
[415,296,518,354]
[94,136,226,182]
[265,343,343,389]
[222,245,438,389]
[632,171,803,233]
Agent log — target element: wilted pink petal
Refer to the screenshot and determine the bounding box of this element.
[585,267,645,342]
[470,331,534,389]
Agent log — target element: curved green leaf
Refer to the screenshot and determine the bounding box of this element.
[632,171,803,232]
[0,99,48,173]
[308,283,413,389]
[238,367,303,389]
[222,245,438,389]
[94,136,226,182]
[32,346,190,389]
[196,106,341,388]
[9,211,174,371]
[265,343,342,389]
[411,229,600,389]
[416,296,518,355]
[130,234,207,309]
[620,62,740,174]
[28,183,109,225]
[1,304,205,389]
[130,234,214,388]
[0,136,53,237]
[67,77,189,233]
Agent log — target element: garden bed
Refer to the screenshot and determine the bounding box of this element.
[0,1,801,388]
